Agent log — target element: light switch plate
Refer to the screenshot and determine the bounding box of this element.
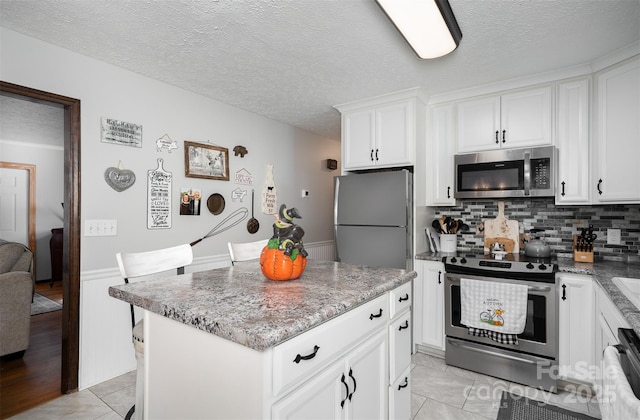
[85,219,118,236]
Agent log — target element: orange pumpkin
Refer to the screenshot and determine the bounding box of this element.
[260,245,307,281]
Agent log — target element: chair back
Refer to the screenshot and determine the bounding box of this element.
[116,244,193,280]
[116,244,193,329]
[227,239,268,265]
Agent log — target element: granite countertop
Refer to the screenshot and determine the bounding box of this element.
[108,260,416,352]
[416,251,640,339]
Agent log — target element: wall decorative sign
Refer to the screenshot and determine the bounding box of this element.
[147,158,172,229]
[104,161,136,192]
[262,164,277,215]
[184,141,229,181]
[232,187,248,202]
[179,188,201,215]
[101,117,142,147]
[234,168,253,185]
[156,134,178,153]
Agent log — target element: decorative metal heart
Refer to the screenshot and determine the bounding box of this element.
[104,167,136,192]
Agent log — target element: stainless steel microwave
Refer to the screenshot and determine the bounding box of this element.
[454,146,557,199]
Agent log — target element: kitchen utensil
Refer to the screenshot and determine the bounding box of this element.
[206,193,226,215]
[524,228,551,258]
[440,216,448,235]
[247,189,259,234]
[483,201,519,253]
[484,237,516,253]
[432,219,443,234]
[190,207,249,246]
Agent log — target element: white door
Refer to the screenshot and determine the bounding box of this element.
[457,96,500,152]
[375,100,413,167]
[346,330,387,419]
[0,167,29,245]
[417,261,446,350]
[500,86,553,149]
[342,109,375,170]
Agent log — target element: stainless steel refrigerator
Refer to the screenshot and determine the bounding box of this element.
[334,170,412,270]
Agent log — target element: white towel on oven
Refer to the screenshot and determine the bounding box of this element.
[460,278,528,334]
[601,345,640,420]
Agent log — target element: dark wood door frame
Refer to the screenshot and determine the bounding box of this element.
[1,81,80,393]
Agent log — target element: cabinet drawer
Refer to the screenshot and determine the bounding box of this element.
[390,281,412,319]
[272,293,389,396]
[389,366,411,420]
[389,311,411,382]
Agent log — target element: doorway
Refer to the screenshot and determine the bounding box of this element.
[0,81,81,395]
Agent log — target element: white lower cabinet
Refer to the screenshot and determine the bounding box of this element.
[389,366,411,420]
[557,273,594,383]
[413,260,445,351]
[272,330,388,420]
[595,282,631,391]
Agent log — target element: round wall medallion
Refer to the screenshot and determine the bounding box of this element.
[207,193,226,215]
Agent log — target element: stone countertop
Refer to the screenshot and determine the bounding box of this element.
[557,258,640,337]
[108,260,416,352]
[416,251,640,339]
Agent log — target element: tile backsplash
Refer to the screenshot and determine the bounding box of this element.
[430,198,640,262]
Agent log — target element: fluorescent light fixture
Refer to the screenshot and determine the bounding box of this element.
[377,0,463,59]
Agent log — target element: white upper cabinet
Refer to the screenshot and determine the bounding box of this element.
[593,57,640,204]
[427,104,456,206]
[457,86,553,153]
[337,89,425,171]
[556,78,591,204]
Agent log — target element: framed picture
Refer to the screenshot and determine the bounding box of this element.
[184,141,229,181]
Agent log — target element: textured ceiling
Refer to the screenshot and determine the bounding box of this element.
[1,0,639,140]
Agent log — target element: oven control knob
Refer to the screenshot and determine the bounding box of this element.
[538,264,547,270]
[451,257,457,263]
[526,263,535,270]
[460,257,467,264]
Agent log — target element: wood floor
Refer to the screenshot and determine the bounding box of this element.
[0,281,63,419]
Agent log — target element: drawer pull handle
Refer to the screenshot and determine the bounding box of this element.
[369,308,383,320]
[293,345,320,364]
[340,373,349,408]
[398,376,409,390]
[398,320,409,331]
[399,294,409,302]
[348,368,357,401]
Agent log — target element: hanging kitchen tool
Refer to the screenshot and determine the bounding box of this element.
[524,228,551,257]
[483,201,519,253]
[206,193,226,215]
[190,207,249,246]
[247,189,259,234]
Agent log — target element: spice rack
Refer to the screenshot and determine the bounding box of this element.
[573,234,594,263]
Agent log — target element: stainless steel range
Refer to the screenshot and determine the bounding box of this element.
[443,253,558,392]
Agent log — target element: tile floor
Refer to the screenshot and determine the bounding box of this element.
[9,352,602,419]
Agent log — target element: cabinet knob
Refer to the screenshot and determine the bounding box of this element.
[447,186,451,199]
[399,293,409,302]
[438,270,442,284]
[502,130,506,143]
[597,179,603,195]
[495,131,499,144]
[375,148,379,161]
[348,368,357,401]
[562,284,567,301]
[398,320,409,331]
[398,377,409,390]
[370,149,374,162]
[340,373,350,408]
[561,181,566,197]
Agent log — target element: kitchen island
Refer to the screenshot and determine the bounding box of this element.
[109,260,416,419]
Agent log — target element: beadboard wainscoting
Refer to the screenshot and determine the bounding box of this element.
[432,198,640,261]
[78,241,337,389]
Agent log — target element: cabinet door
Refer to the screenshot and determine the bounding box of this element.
[457,96,500,152]
[390,367,411,420]
[594,57,640,203]
[342,109,376,170]
[500,86,553,149]
[428,104,456,206]
[346,330,388,420]
[389,311,411,382]
[557,274,594,382]
[556,79,590,204]
[375,100,414,167]
[414,261,445,350]
[271,360,345,420]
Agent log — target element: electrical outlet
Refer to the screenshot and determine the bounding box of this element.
[301,189,310,198]
[607,228,621,245]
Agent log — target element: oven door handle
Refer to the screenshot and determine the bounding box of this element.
[528,285,552,292]
[447,339,536,364]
